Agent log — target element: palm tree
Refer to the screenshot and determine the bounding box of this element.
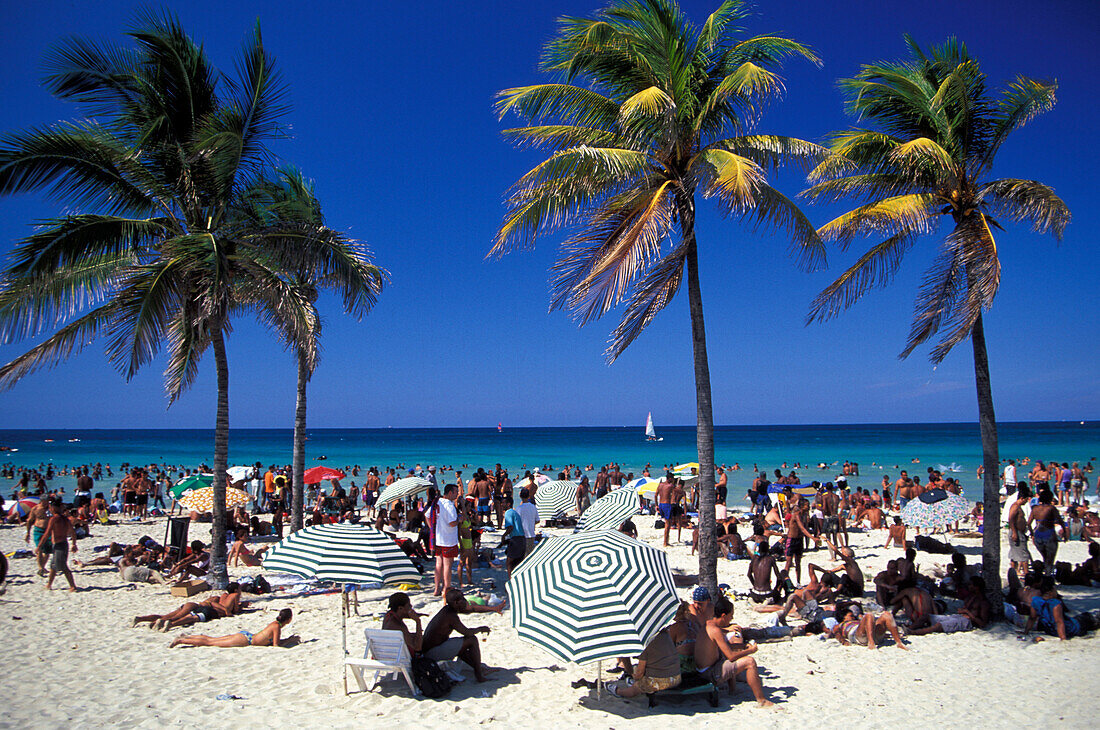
[491,0,825,592]
[233,169,384,533]
[0,13,377,587]
[804,37,1070,610]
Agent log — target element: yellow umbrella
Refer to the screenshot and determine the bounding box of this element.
[178,486,249,513]
[673,462,700,474]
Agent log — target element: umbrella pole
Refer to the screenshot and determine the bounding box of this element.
[342,589,348,696]
[597,660,602,700]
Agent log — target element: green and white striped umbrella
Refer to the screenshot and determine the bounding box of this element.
[576,487,639,532]
[535,480,577,521]
[377,476,433,505]
[262,523,420,585]
[169,473,213,499]
[507,530,679,665]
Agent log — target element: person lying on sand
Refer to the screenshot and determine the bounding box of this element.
[765,567,838,626]
[132,583,247,630]
[421,589,497,682]
[1023,575,1098,641]
[118,554,165,584]
[170,608,293,648]
[693,594,774,707]
[828,603,908,650]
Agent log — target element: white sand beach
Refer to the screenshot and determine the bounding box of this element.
[1,514,1098,729]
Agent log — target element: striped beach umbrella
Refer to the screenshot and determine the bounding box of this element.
[169,473,213,499]
[507,530,679,665]
[627,476,660,501]
[576,488,639,532]
[377,476,433,505]
[262,522,420,585]
[178,486,249,513]
[535,480,577,521]
[900,490,972,529]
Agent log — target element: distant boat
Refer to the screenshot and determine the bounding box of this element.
[497,422,502,433]
[68,438,80,442]
[645,412,663,442]
[43,439,53,443]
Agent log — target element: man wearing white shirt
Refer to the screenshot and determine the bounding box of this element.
[1003,460,1017,495]
[433,483,460,597]
[517,487,540,557]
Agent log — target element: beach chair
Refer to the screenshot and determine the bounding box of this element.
[345,628,417,696]
[163,516,189,566]
[646,671,719,708]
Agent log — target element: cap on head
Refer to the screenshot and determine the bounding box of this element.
[692,586,712,603]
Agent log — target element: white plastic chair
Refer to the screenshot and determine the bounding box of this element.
[345,628,418,696]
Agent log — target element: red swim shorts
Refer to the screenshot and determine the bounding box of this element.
[435,544,459,559]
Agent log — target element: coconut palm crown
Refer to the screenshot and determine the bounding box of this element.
[0,12,380,585]
[804,36,1070,608]
[491,0,826,591]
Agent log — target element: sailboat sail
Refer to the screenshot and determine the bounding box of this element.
[645,412,656,439]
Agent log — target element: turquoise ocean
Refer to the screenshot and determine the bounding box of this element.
[1,422,1096,504]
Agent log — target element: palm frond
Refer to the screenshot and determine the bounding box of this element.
[690,148,765,210]
[742,183,826,272]
[606,241,687,361]
[495,84,619,128]
[501,125,621,150]
[817,194,939,249]
[806,231,916,323]
[551,181,676,325]
[978,177,1070,240]
[162,305,208,403]
[104,256,188,379]
[899,233,965,360]
[0,306,113,391]
[711,134,830,174]
[980,76,1057,173]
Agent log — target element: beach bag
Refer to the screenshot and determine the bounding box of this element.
[411,656,453,698]
[654,519,665,529]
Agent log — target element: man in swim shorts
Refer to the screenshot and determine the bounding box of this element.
[422,589,494,682]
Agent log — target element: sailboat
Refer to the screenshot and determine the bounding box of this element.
[645,412,663,442]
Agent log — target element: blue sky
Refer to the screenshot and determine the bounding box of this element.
[0,0,1096,428]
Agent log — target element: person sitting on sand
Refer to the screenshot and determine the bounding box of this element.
[891,585,935,630]
[827,603,908,650]
[747,540,784,605]
[421,588,496,682]
[1059,542,1100,586]
[818,537,865,599]
[228,528,270,567]
[694,594,774,707]
[170,608,293,648]
[910,576,990,635]
[381,592,424,655]
[768,566,838,626]
[167,540,210,579]
[1024,575,1098,641]
[874,560,902,608]
[606,625,681,698]
[132,584,246,630]
[884,517,907,549]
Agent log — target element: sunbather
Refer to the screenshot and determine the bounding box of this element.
[170,608,293,648]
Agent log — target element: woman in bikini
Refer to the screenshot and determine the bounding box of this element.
[170,608,293,648]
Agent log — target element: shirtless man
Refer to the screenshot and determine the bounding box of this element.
[656,475,676,547]
[895,471,914,509]
[421,589,494,682]
[829,604,908,650]
[1007,485,1032,577]
[472,471,492,528]
[884,516,907,549]
[594,468,610,500]
[133,583,246,630]
[364,469,381,519]
[39,499,78,591]
[576,479,590,516]
[134,468,152,519]
[381,592,424,654]
[819,538,865,598]
[874,560,902,607]
[1028,489,1065,570]
[910,576,990,635]
[170,608,292,648]
[821,485,841,556]
[25,498,52,576]
[694,595,774,707]
[771,567,837,625]
[782,496,814,584]
[747,540,783,605]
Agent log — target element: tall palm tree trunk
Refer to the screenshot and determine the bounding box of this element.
[292,350,308,532]
[680,193,718,594]
[971,312,1003,616]
[208,329,230,590]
